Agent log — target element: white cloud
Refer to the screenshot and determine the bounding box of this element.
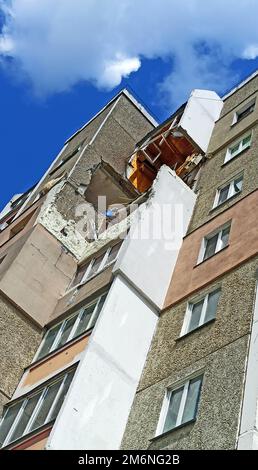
[1,0,258,105]
[242,44,258,60]
[100,55,141,89]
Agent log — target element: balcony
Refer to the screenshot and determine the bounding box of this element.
[126,89,223,192]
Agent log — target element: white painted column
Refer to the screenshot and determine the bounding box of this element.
[237,278,258,449]
[46,166,197,450]
[46,275,158,450]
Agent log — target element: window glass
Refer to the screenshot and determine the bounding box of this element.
[205,290,221,323]
[106,242,122,265]
[242,134,251,147]
[163,386,184,433]
[72,263,88,287]
[203,234,218,260]
[48,370,75,421]
[218,185,230,205]
[234,176,243,194]
[9,391,42,443]
[181,377,202,424]
[95,294,106,319]
[230,142,240,156]
[29,379,63,432]
[221,226,230,249]
[55,315,77,349]
[88,254,104,278]
[37,323,61,360]
[237,104,254,121]
[188,300,203,332]
[0,402,22,446]
[74,303,96,337]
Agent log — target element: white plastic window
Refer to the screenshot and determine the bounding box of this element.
[224,133,252,163]
[157,375,203,435]
[199,224,231,263]
[181,289,221,336]
[35,293,107,361]
[0,369,75,448]
[71,241,122,289]
[213,175,243,208]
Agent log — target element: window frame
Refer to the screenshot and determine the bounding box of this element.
[156,374,203,437]
[70,241,122,289]
[180,288,221,337]
[198,222,231,264]
[0,368,75,448]
[34,292,107,362]
[232,98,256,125]
[213,173,243,208]
[224,132,252,163]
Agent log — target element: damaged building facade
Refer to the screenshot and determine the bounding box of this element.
[0,71,257,450]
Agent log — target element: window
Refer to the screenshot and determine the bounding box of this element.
[232,99,256,125]
[159,375,203,434]
[181,289,221,336]
[199,223,231,262]
[224,133,252,163]
[213,174,243,208]
[35,292,107,361]
[0,368,75,448]
[71,241,122,288]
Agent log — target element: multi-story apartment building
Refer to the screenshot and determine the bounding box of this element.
[1,70,257,451]
[122,71,258,451]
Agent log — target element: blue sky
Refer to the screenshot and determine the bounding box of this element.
[1,0,258,211]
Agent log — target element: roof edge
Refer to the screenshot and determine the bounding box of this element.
[222,70,258,100]
[65,88,158,144]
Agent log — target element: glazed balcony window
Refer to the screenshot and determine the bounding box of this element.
[71,241,122,289]
[35,292,107,361]
[0,368,75,448]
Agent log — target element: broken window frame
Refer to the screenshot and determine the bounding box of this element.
[70,241,123,289]
[0,367,76,448]
[224,132,252,163]
[180,288,221,336]
[198,222,231,264]
[213,174,243,208]
[156,375,203,436]
[34,292,107,362]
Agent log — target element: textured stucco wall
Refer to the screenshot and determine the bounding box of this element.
[0,224,77,327]
[0,294,42,415]
[121,258,258,449]
[221,74,258,118]
[122,336,248,450]
[188,82,258,233]
[70,94,154,185]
